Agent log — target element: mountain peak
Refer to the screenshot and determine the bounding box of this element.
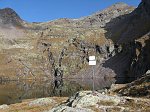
[106,2,131,12]
[0,8,15,13]
[112,2,129,7]
[0,8,23,27]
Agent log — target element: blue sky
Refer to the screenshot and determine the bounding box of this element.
[0,0,141,22]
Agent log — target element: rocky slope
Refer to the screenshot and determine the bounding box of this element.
[0,2,134,80]
[113,73,150,98]
[103,0,150,82]
[0,0,149,84]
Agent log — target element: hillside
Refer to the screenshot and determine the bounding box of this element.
[0,0,149,84]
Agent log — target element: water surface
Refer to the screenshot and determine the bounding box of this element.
[0,78,116,105]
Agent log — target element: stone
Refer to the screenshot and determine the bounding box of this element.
[0,104,9,110]
[146,70,150,75]
[71,94,100,108]
[48,106,94,112]
[29,98,56,106]
[67,91,123,108]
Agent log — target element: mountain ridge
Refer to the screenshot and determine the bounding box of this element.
[0,2,134,28]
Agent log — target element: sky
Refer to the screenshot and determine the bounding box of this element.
[0,0,141,22]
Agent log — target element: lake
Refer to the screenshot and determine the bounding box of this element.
[0,77,116,105]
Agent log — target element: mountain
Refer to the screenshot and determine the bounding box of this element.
[0,1,149,84]
[0,8,25,41]
[0,8,23,27]
[74,2,134,28]
[105,0,150,43]
[102,0,150,82]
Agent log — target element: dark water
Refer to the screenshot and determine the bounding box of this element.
[0,78,116,105]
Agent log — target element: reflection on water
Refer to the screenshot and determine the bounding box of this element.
[0,77,116,105]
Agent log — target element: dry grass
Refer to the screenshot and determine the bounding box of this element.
[1,97,67,112]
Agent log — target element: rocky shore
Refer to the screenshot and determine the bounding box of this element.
[0,91,149,112]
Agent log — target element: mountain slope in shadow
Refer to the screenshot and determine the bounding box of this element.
[103,0,150,82]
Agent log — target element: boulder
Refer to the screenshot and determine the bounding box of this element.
[0,104,9,110]
[29,98,56,106]
[67,91,124,108]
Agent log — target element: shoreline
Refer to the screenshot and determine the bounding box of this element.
[0,82,149,112]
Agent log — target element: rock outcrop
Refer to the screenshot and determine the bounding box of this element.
[114,73,150,98]
[48,91,150,112]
